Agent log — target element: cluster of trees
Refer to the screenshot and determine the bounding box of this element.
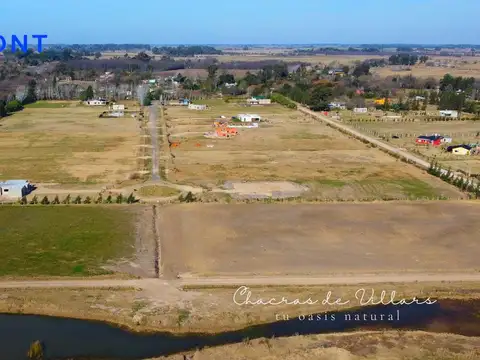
[440,74,475,91]
[0,79,37,117]
[428,162,480,197]
[152,46,222,57]
[270,93,297,109]
[388,54,421,66]
[20,193,138,205]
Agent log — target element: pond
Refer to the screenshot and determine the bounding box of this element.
[0,299,478,360]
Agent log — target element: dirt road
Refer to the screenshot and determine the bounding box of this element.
[0,273,479,289]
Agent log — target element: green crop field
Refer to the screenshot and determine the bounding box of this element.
[0,206,135,277]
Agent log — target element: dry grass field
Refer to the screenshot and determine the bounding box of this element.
[164,100,462,200]
[0,102,140,184]
[156,332,480,360]
[158,202,480,277]
[347,120,480,174]
[372,56,480,78]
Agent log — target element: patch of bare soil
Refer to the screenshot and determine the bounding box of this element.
[104,206,158,278]
[151,331,480,360]
[158,202,480,277]
[223,181,309,199]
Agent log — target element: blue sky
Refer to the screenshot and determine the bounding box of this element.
[2,0,479,44]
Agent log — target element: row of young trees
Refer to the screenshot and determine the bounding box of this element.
[428,162,480,197]
[19,193,137,205]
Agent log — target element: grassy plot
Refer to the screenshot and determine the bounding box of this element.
[24,101,75,109]
[0,206,135,277]
[137,185,181,197]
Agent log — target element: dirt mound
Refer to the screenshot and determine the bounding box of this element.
[224,181,308,199]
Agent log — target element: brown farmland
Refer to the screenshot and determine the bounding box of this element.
[158,202,480,277]
[164,101,462,200]
[0,103,140,184]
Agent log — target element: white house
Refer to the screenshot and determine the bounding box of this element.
[247,97,271,105]
[353,107,368,113]
[439,110,459,118]
[328,102,346,110]
[415,96,426,101]
[111,104,125,111]
[0,180,34,200]
[86,99,107,106]
[188,104,207,110]
[236,114,262,122]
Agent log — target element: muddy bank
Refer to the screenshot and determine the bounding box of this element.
[1,299,479,359]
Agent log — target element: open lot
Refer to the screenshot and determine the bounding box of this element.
[0,205,155,277]
[372,56,480,79]
[164,100,462,200]
[348,119,480,174]
[158,202,480,277]
[0,102,140,184]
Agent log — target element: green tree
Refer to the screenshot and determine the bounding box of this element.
[5,100,24,113]
[83,196,92,204]
[62,194,71,204]
[23,80,37,105]
[29,195,38,205]
[0,100,6,117]
[94,51,102,59]
[115,194,124,203]
[206,64,219,91]
[308,85,333,111]
[40,196,50,205]
[73,195,82,204]
[126,193,137,204]
[85,85,94,100]
[51,195,60,204]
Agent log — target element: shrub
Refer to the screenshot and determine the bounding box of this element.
[73,195,82,204]
[115,194,124,204]
[104,195,113,204]
[83,196,92,204]
[40,196,50,205]
[270,93,297,109]
[19,196,28,205]
[95,194,103,204]
[179,191,197,203]
[126,193,137,204]
[29,195,38,205]
[6,99,24,113]
[51,195,60,204]
[62,194,71,204]
[27,340,44,360]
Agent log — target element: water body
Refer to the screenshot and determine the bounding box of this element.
[0,300,478,360]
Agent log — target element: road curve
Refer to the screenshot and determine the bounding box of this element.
[298,106,478,185]
[0,273,479,289]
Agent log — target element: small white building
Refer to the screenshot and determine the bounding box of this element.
[353,107,368,113]
[111,104,125,111]
[247,97,271,105]
[328,102,346,110]
[415,96,426,101]
[188,104,207,110]
[0,180,33,200]
[439,110,459,118]
[86,99,107,106]
[236,114,262,122]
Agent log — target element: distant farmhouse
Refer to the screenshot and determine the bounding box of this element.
[328,68,345,76]
[86,99,107,106]
[247,96,271,105]
[439,110,459,118]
